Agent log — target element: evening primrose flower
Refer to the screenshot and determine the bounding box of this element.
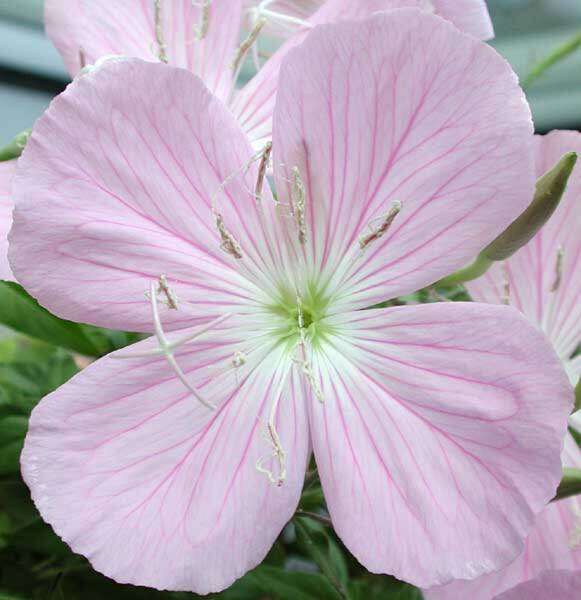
[10,11,571,594]
[0,160,15,281]
[425,131,581,600]
[44,0,493,147]
[467,131,581,388]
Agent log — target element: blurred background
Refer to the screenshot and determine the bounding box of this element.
[0,0,581,145]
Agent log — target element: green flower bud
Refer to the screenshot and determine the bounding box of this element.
[0,128,32,162]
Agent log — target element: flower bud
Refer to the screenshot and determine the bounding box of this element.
[0,129,31,161]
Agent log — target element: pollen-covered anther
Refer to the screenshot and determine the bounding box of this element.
[78,48,86,69]
[255,142,272,201]
[193,0,210,40]
[359,201,402,249]
[154,0,168,63]
[301,360,324,403]
[157,274,178,309]
[256,420,287,487]
[291,166,307,245]
[231,17,266,73]
[215,213,243,259]
[550,246,564,292]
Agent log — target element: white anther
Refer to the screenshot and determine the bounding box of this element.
[215,213,243,259]
[192,0,211,40]
[232,351,247,368]
[154,0,168,63]
[255,142,273,202]
[291,166,307,245]
[256,366,288,486]
[551,246,564,292]
[301,360,324,402]
[359,201,402,250]
[156,274,178,309]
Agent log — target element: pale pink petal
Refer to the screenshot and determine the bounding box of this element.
[494,569,581,600]
[432,0,494,41]
[233,1,495,146]
[467,131,581,363]
[272,11,534,311]
[22,322,309,593]
[425,434,581,599]
[0,160,16,281]
[309,302,571,587]
[45,0,242,101]
[10,59,286,333]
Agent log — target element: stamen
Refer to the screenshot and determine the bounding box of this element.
[292,166,307,245]
[551,246,564,292]
[359,201,402,250]
[157,274,178,309]
[502,263,510,305]
[231,17,266,74]
[154,0,168,63]
[256,418,286,487]
[215,213,243,259]
[301,360,324,402]
[79,48,86,69]
[194,0,210,40]
[255,142,273,201]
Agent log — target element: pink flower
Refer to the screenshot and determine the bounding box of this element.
[0,160,16,281]
[467,131,581,385]
[424,131,581,600]
[494,569,581,600]
[10,10,572,594]
[44,0,494,148]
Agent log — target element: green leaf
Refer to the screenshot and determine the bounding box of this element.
[482,152,578,261]
[0,129,31,162]
[349,577,423,600]
[0,416,27,474]
[294,517,349,599]
[554,467,581,501]
[523,31,581,89]
[0,282,104,356]
[224,565,343,600]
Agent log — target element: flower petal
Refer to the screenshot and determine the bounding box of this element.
[0,160,16,281]
[234,0,494,147]
[22,323,309,593]
[432,0,494,41]
[45,0,242,101]
[425,433,581,599]
[10,59,284,332]
[494,569,581,600]
[309,302,571,587]
[272,10,534,310]
[467,131,581,363]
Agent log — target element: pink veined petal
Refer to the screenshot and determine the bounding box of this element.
[272,10,534,311]
[467,131,581,363]
[308,302,572,587]
[424,433,581,599]
[45,0,242,101]
[232,0,494,147]
[494,569,581,600]
[10,59,287,333]
[0,159,16,281]
[21,322,310,593]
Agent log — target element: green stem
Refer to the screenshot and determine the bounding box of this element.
[436,255,493,288]
[523,32,581,89]
[295,509,333,527]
